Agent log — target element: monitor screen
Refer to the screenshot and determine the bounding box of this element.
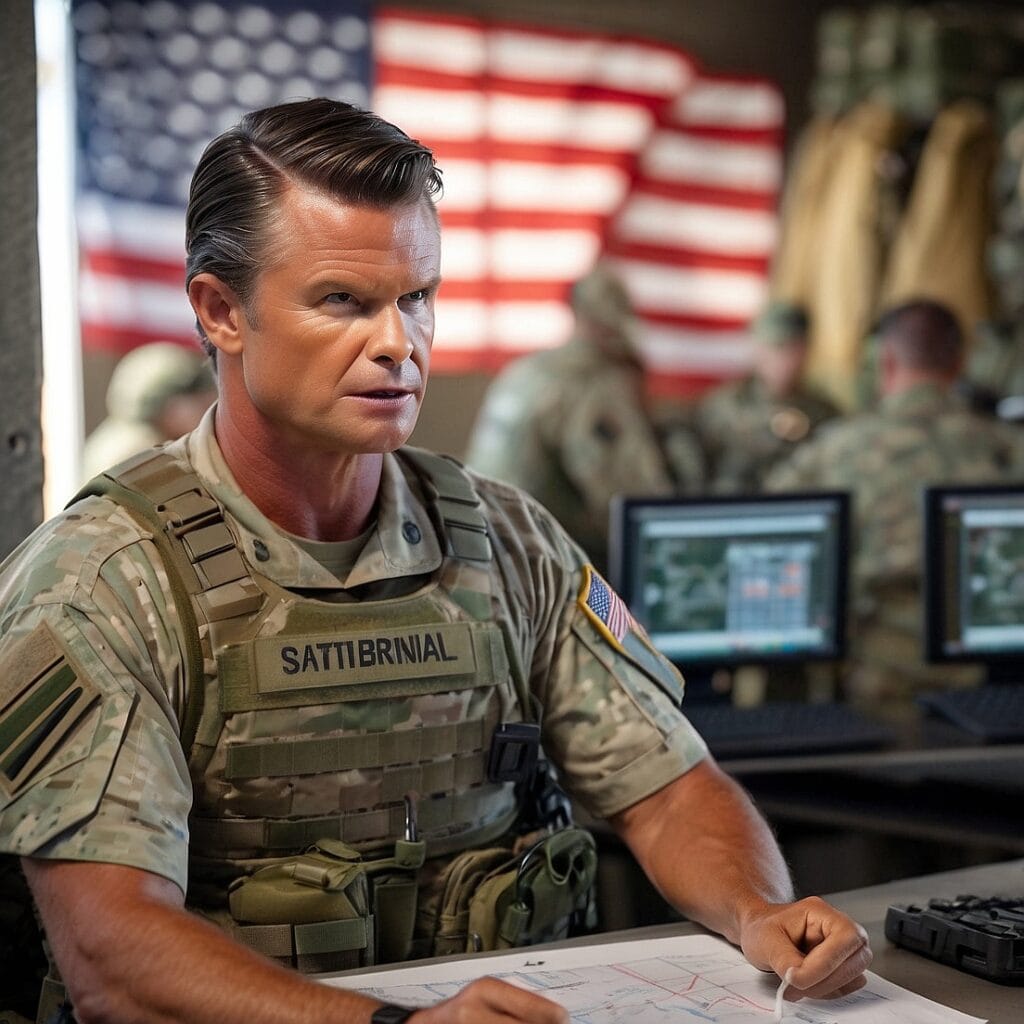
[923,484,1024,663]
[608,493,850,668]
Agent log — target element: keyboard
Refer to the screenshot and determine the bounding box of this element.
[682,700,893,759]
[917,683,1024,742]
[885,895,1024,985]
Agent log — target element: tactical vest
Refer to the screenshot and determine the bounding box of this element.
[69,445,596,973]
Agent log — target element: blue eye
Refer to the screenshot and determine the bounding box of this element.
[326,292,354,304]
[406,290,428,301]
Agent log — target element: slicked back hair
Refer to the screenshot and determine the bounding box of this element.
[875,298,964,376]
[185,98,442,357]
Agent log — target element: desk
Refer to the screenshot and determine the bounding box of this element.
[329,859,1024,1022]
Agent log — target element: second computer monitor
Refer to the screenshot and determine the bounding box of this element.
[923,483,1024,665]
[609,492,850,668]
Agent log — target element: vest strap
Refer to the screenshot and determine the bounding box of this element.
[399,449,493,562]
[233,916,373,973]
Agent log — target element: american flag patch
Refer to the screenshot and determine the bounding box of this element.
[578,566,634,649]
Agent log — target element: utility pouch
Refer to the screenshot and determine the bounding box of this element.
[227,838,374,973]
[432,827,597,956]
[364,836,427,965]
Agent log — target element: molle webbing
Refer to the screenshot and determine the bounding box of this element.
[72,448,262,748]
[225,717,490,779]
[399,449,492,562]
[191,789,519,856]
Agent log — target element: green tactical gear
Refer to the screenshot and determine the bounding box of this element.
[59,444,596,977]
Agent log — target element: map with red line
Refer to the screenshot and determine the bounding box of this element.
[325,934,983,1023]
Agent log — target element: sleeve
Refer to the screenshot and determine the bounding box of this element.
[0,512,192,893]
[484,489,708,820]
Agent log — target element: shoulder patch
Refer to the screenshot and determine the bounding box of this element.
[577,566,635,653]
[0,622,100,800]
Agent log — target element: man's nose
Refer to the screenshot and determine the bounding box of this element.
[366,306,415,365]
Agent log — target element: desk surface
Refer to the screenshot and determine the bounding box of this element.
[825,857,1024,1023]
[329,858,1024,1023]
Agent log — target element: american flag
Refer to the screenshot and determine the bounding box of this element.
[73,1,783,391]
[580,566,634,647]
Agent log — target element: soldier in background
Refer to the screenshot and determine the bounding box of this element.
[766,299,1024,719]
[80,341,216,482]
[465,265,703,570]
[694,302,838,494]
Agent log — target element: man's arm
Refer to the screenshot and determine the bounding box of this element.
[22,858,568,1024]
[608,759,872,999]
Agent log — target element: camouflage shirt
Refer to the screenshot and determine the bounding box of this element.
[465,338,703,569]
[695,375,839,494]
[0,408,706,893]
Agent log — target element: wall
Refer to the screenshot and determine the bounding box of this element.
[0,0,44,559]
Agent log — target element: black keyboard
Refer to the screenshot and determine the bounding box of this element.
[682,700,893,759]
[917,683,1024,742]
[885,895,1024,985]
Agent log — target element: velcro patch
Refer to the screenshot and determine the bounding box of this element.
[577,566,636,652]
[0,623,100,799]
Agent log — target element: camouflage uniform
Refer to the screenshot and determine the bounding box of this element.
[465,339,702,568]
[766,383,1024,716]
[0,409,705,956]
[694,377,838,495]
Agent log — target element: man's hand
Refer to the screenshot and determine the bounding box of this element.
[410,978,568,1023]
[609,760,873,1000]
[737,895,872,999]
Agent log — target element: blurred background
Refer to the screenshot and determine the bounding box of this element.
[5,0,1021,527]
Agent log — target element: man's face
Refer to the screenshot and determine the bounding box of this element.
[233,185,441,455]
[755,338,807,399]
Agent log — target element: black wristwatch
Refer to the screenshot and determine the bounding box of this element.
[370,1005,416,1024]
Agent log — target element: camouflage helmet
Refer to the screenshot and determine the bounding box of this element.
[752,301,810,346]
[106,342,214,423]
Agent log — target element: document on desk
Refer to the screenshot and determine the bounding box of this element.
[323,933,986,1023]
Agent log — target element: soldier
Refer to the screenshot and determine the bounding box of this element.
[0,99,869,1024]
[80,341,217,483]
[694,302,838,494]
[465,265,703,570]
[767,299,1024,718]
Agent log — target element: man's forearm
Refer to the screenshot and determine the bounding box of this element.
[608,760,794,944]
[22,858,379,1024]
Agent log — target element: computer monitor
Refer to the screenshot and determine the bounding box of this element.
[923,484,1024,666]
[608,492,850,669]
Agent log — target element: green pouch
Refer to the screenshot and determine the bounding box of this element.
[430,845,517,956]
[468,828,598,952]
[227,838,374,973]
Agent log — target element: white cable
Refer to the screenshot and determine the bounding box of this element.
[773,966,796,1022]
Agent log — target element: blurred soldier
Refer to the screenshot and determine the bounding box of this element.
[694,302,838,494]
[81,341,216,482]
[767,299,1024,719]
[465,265,703,569]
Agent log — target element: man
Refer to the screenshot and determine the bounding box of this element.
[767,299,1024,716]
[0,99,869,1024]
[694,301,839,493]
[465,266,703,570]
[80,341,217,482]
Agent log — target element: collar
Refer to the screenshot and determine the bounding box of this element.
[178,406,443,590]
[879,382,961,419]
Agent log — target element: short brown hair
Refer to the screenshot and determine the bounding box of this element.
[875,299,964,375]
[185,98,442,356]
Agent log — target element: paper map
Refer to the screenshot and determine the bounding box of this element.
[324,934,985,1023]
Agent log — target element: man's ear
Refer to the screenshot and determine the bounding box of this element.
[188,273,248,357]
